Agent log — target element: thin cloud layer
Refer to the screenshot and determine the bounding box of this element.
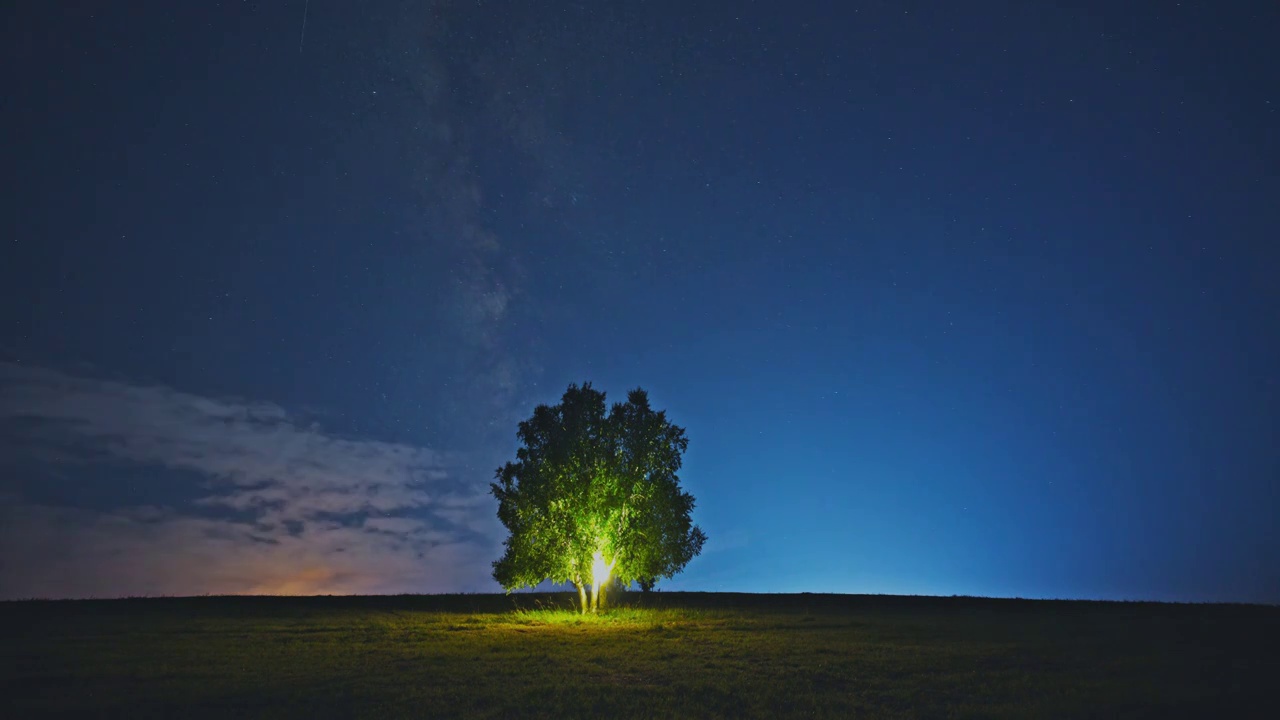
[0,362,500,599]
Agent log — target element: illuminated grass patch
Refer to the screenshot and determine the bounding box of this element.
[4,593,1275,719]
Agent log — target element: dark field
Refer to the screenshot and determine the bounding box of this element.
[3,592,1277,719]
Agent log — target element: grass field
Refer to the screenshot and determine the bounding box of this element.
[3,591,1277,718]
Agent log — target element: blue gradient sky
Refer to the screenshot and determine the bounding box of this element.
[2,1,1276,602]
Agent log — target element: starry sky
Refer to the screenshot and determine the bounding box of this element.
[2,1,1277,603]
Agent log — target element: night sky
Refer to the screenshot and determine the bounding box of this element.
[3,1,1277,603]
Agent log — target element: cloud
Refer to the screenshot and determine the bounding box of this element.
[0,362,501,599]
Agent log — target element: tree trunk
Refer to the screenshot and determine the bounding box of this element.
[589,581,599,613]
[575,581,587,615]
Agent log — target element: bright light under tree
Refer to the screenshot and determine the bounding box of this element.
[592,550,612,588]
[589,549,616,613]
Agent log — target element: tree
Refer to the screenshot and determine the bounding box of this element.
[491,382,707,612]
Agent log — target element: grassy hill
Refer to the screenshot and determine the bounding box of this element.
[3,592,1277,718]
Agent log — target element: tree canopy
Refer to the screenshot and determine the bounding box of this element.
[490,382,706,611]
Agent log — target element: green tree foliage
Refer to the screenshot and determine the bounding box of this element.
[491,383,707,611]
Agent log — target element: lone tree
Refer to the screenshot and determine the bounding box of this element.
[491,382,707,612]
